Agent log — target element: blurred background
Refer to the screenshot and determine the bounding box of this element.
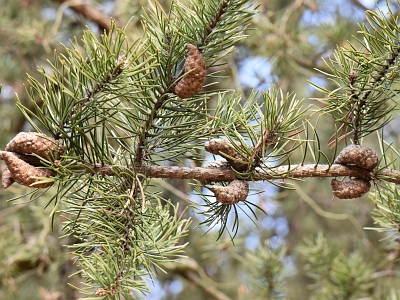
[1,0,399,299]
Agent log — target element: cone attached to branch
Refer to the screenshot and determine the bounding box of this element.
[2,132,61,189]
[173,44,206,98]
[331,178,371,199]
[2,152,55,189]
[205,138,248,171]
[6,132,65,160]
[210,180,249,204]
[334,144,378,170]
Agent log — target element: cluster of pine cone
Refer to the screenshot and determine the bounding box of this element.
[2,132,64,189]
[204,138,249,204]
[331,144,378,199]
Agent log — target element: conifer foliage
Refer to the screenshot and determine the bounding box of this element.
[5,0,260,297]
[3,0,400,299]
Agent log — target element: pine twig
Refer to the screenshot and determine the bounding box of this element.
[179,271,232,300]
[294,183,372,248]
[3,149,399,183]
[140,164,377,182]
[56,0,111,32]
[166,259,232,300]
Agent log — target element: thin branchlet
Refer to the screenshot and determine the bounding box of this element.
[69,56,126,118]
[2,1,259,296]
[348,46,400,144]
[134,94,167,166]
[204,0,229,42]
[86,56,126,101]
[135,0,236,165]
[95,270,125,297]
[249,127,280,172]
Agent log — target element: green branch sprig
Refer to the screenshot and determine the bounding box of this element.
[311,5,400,144]
[4,1,400,298]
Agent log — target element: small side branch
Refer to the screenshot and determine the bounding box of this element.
[166,259,232,300]
[56,0,111,32]
[177,271,232,300]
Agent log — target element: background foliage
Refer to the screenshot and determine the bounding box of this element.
[2,0,400,299]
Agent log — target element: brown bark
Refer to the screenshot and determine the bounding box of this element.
[57,0,111,32]
[2,150,399,184]
[140,164,375,182]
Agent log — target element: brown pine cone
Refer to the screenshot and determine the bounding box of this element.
[6,132,65,161]
[2,152,55,188]
[204,138,248,171]
[1,167,15,189]
[334,144,378,170]
[210,180,249,204]
[331,178,371,199]
[173,44,206,98]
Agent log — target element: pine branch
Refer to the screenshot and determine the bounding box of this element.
[56,0,111,32]
[348,44,400,144]
[4,149,399,184]
[4,1,259,295]
[166,259,232,300]
[141,164,376,182]
[133,93,168,167]
[312,5,400,142]
[68,54,127,122]
[7,0,400,297]
[176,271,232,300]
[203,0,229,44]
